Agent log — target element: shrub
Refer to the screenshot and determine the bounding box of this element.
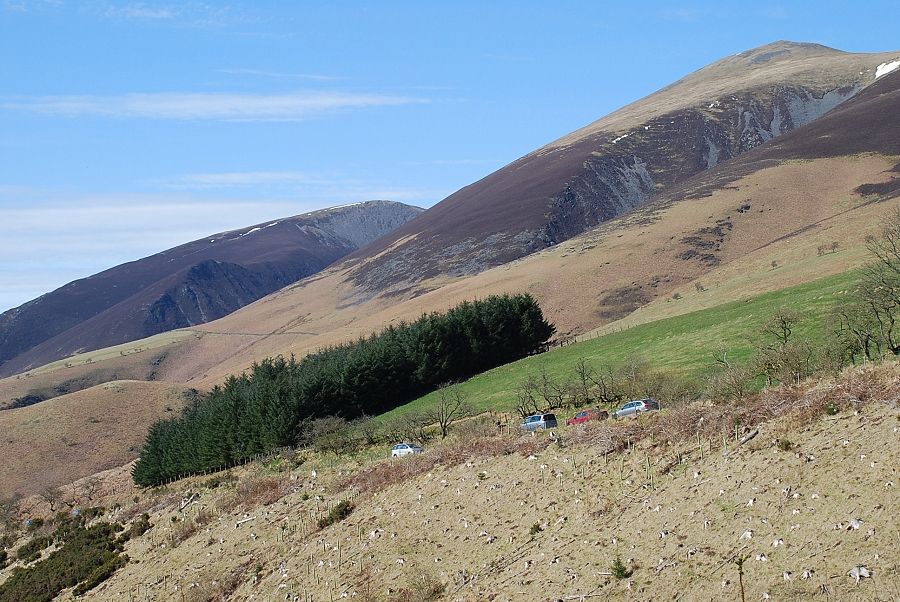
[529,522,543,536]
[318,500,354,529]
[0,522,127,601]
[169,520,198,548]
[16,535,52,562]
[297,416,363,455]
[123,514,151,541]
[776,438,793,452]
[611,555,632,579]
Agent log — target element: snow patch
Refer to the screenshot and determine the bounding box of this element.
[875,60,900,79]
[239,227,262,237]
[611,132,630,144]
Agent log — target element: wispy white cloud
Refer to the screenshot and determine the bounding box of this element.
[216,68,340,81]
[0,91,429,121]
[155,171,446,202]
[657,7,706,22]
[102,2,242,27]
[106,4,177,20]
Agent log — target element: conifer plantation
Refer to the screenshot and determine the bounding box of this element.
[132,294,554,486]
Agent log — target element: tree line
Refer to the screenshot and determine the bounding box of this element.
[132,294,555,486]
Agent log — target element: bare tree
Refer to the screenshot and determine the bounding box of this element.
[587,364,623,404]
[383,412,432,446]
[80,477,101,503]
[763,308,801,348]
[514,375,540,418]
[857,216,900,355]
[425,384,473,439]
[353,415,382,446]
[536,366,566,410]
[572,358,595,406]
[39,486,63,513]
[830,303,882,363]
[705,346,753,401]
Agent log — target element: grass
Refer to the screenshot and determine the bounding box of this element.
[382,270,861,419]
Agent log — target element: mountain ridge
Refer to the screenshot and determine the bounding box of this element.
[0,200,423,377]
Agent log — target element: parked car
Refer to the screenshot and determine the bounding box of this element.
[565,408,609,426]
[613,398,660,419]
[520,413,558,431]
[391,442,424,457]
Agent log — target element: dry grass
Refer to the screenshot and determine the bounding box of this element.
[0,381,190,498]
[569,362,900,460]
[343,435,553,495]
[181,562,251,602]
[229,475,294,509]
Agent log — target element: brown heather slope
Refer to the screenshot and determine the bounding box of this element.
[9,363,893,601]
[340,42,899,294]
[0,380,192,498]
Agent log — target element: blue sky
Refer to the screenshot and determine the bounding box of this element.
[0,1,898,312]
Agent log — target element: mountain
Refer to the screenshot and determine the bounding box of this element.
[0,201,423,377]
[150,49,900,385]
[342,42,899,296]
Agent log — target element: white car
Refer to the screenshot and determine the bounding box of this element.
[391,442,424,457]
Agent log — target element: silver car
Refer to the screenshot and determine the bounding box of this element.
[614,398,660,419]
[391,442,424,457]
[520,413,558,431]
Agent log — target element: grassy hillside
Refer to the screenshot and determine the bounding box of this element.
[386,270,861,419]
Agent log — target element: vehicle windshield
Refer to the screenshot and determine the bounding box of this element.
[525,416,541,422]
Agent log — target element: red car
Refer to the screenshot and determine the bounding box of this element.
[566,408,608,426]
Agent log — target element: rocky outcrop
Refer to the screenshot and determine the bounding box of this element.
[538,84,859,247]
